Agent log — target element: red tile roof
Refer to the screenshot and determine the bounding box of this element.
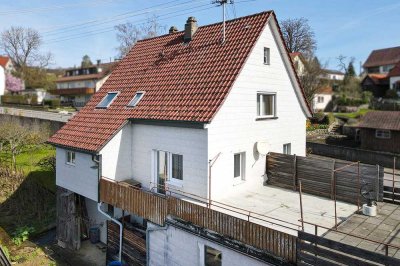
[316,86,333,94]
[48,11,311,152]
[388,62,400,77]
[363,46,400,68]
[362,73,389,85]
[358,111,400,131]
[0,56,10,68]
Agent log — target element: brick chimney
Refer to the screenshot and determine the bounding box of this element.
[169,26,178,34]
[184,17,198,42]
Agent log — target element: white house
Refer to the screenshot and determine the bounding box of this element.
[320,69,345,81]
[290,52,307,76]
[0,56,14,74]
[363,46,400,74]
[49,11,311,265]
[313,86,333,112]
[0,65,4,97]
[388,62,400,96]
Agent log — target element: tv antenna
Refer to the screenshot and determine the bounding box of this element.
[212,0,234,43]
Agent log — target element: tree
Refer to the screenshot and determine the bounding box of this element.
[0,27,52,72]
[115,15,166,58]
[299,57,326,105]
[19,67,56,90]
[281,18,317,58]
[0,117,49,170]
[81,55,92,67]
[5,73,24,94]
[347,61,356,78]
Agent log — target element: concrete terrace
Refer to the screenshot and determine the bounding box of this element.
[213,183,358,236]
[324,202,400,258]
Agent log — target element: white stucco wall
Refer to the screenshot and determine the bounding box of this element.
[390,76,400,96]
[56,147,98,201]
[131,123,209,198]
[100,123,133,181]
[0,66,4,96]
[207,19,308,199]
[313,93,332,111]
[148,222,270,266]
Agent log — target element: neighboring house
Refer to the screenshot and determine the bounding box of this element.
[52,61,118,108]
[49,11,312,264]
[361,73,389,97]
[0,65,4,97]
[363,46,400,74]
[358,111,400,154]
[320,69,345,81]
[313,85,333,112]
[0,56,15,74]
[290,52,306,76]
[20,88,47,104]
[388,62,400,96]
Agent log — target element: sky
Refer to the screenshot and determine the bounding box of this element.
[0,0,399,72]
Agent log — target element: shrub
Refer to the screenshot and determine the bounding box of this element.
[44,99,60,108]
[12,226,35,246]
[385,89,399,99]
[36,155,56,172]
[313,111,325,122]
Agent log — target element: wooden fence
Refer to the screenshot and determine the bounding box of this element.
[266,152,384,204]
[297,231,400,266]
[100,178,297,263]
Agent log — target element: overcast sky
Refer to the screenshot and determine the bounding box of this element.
[0,0,399,72]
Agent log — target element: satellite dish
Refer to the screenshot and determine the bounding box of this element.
[256,140,269,155]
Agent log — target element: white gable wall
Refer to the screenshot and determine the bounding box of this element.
[313,93,332,111]
[207,19,307,199]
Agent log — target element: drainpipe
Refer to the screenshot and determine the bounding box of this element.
[98,202,123,262]
[146,224,169,266]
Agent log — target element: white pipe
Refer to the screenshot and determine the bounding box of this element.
[97,202,122,262]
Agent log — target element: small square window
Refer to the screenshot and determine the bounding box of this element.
[317,96,324,103]
[257,93,276,117]
[127,92,144,107]
[234,152,245,180]
[96,92,119,108]
[283,143,291,155]
[204,245,221,266]
[264,47,270,65]
[375,130,391,139]
[66,151,76,165]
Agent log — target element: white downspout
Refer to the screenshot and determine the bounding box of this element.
[97,202,123,262]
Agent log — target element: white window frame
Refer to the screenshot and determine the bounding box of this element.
[257,92,276,118]
[264,47,270,65]
[127,91,145,107]
[233,152,245,181]
[153,150,183,188]
[96,91,120,109]
[66,150,76,165]
[375,129,391,139]
[283,143,291,155]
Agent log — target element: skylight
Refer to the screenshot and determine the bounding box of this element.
[96,92,119,108]
[127,92,144,107]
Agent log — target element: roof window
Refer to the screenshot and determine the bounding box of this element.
[96,92,119,108]
[127,92,144,107]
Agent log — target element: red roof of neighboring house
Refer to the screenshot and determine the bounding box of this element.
[358,111,400,131]
[388,62,400,77]
[363,46,400,68]
[48,11,311,152]
[316,86,333,94]
[362,73,389,85]
[289,52,301,58]
[0,56,10,68]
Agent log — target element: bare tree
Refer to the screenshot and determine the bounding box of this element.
[299,57,327,105]
[0,26,52,72]
[115,15,166,58]
[281,18,317,58]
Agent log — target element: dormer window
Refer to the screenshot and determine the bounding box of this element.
[96,92,119,108]
[127,92,144,107]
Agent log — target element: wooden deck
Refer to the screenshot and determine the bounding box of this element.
[99,177,297,263]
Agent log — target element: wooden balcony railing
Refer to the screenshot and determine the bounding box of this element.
[99,177,297,263]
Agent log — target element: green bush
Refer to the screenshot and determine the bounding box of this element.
[12,226,35,246]
[2,94,39,105]
[313,111,325,122]
[44,99,60,108]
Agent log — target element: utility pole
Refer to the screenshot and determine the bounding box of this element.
[212,0,234,43]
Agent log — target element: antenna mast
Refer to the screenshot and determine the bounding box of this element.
[212,0,234,43]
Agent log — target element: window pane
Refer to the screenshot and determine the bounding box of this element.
[96,92,118,108]
[205,246,222,266]
[157,151,168,194]
[262,94,274,116]
[234,154,241,178]
[127,92,144,107]
[172,154,183,180]
[264,47,270,64]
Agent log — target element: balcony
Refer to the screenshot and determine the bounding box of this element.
[49,87,95,96]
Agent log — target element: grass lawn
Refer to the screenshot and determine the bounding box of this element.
[333,108,372,119]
